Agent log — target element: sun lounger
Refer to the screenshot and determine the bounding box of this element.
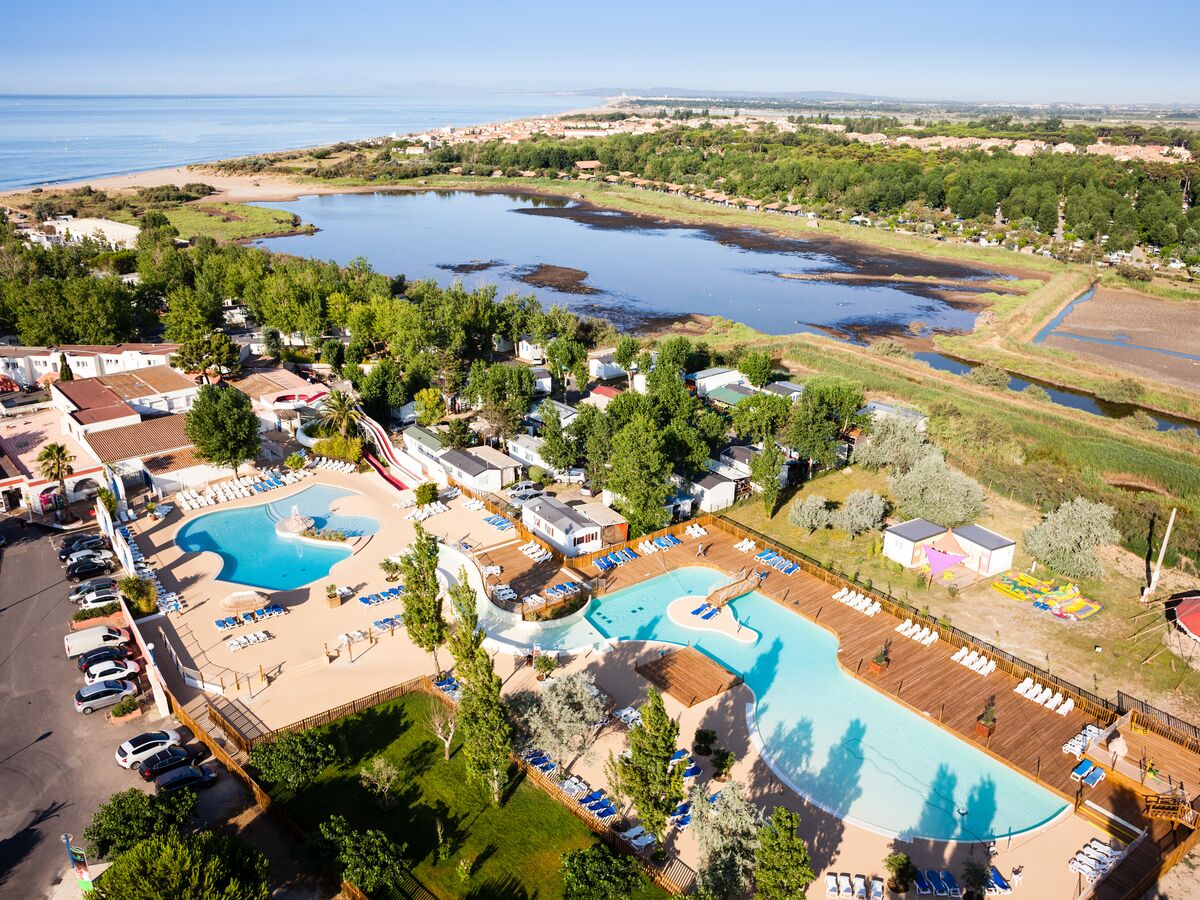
[577,789,604,805]
[988,866,1012,894]
[825,874,840,898]
[1089,839,1121,859]
[618,824,645,841]
[1082,767,1106,788]
[1069,858,1099,881]
[682,763,702,778]
[927,870,948,896]
[913,870,933,896]
[1070,759,1095,781]
[939,871,961,896]
[853,875,867,899]
[837,873,853,898]
[629,833,655,851]
[1057,697,1075,715]
[700,607,719,621]
[871,877,885,900]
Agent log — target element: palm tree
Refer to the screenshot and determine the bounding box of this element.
[37,442,75,520]
[316,388,362,437]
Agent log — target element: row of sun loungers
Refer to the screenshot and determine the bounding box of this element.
[1062,724,1103,758]
[481,565,502,577]
[951,646,997,676]
[463,498,486,511]
[519,541,553,563]
[1068,839,1123,882]
[546,582,582,600]
[613,706,643,728]
[433,674,462,701]
[177,469,310,511]
[595,547,641,572]
[338,629,369,646]
[1015,677,1075,714]
[492,583,517,602]
[834,587,881,616]
[485,514,514,531]
[214,605,285,631]
[392,497,415,509]
[372,616,403,631]
[913,867,971,896]
[895,618,939,646]
[734,538,758,553]
[683,523,708,538]
[358,586,405,606]
[122,527,183,614]
[226,630,272,651]
[406,502,448,521]
[312,456,356,473]
[1069,758,1109,788]
[755,547,801,575]
[689,601,722,621]
[824,873,886,898]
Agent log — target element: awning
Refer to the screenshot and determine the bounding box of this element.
[924,546,965,577]
[1174,594,1200,642]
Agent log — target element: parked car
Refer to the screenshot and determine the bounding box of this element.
[154,764,218,794]
[74,680,137,714]
[58,534,108,561]
[64,624,129,658]
[76,644,133,671]
[67,558,115,582]
[137,746,199,781]
[76,591,121,612]
[60,532,105,554]
[69,577,118,601]
[63,548,114,568]
[508,489,545,509]
[116,729,181,768]
[506,480,538,496]
[83,658,140,685]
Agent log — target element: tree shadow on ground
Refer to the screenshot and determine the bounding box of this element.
[0,801,69,888]
[465,873,533,900]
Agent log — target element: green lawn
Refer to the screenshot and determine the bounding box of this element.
[165,202,311,241]
[279,692,668,899]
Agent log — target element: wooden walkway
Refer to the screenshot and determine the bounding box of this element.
[588,525,1199,898]
[636,646,743,707]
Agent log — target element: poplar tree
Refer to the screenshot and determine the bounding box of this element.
[753,806,816,899]
[458,645,513,806]
[399,523,446,673]
[605,689,684,840]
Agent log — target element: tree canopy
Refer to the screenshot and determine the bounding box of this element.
[87,831,268,900]
[184,384,261,472]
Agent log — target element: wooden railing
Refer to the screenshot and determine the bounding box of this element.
[446,477,567,566]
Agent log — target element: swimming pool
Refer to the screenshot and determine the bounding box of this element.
[529,567,1067,841]
[176,485,379,590]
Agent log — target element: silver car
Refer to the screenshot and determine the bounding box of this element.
[74,680,137,715]
[509,489,545,509]
[64,548,115,568]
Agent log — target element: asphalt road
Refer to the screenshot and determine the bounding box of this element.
[0,518,152,896]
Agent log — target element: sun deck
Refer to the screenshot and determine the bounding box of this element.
[635,646,743,707]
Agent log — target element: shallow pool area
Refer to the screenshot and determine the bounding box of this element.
[527,567,1067,841]
[175,485,379,591]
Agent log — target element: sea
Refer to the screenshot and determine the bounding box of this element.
[0,93,586,191]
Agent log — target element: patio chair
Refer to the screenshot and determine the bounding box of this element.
[939,871,961,897]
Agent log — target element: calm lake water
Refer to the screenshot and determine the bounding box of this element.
[254,190,999,336]
[0,94,582,190]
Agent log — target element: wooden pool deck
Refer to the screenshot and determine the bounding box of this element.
[636,646,743,707]
[585,527,1197,898]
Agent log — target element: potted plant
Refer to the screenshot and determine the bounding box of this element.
[145,500,157,516]
[109,697,141,722]
[534,655,557,681]
[975,697,997,740]
[325,583,341,608]
[868,644,890,675]
[693,727,717,757]
[960,858,992,900]
[884,851,918,893]
[711,748,735,782]
[379,559,402,583]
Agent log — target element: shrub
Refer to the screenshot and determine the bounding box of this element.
[314,815,406,893]
[711,748,736,778]
[73,602,120,622]
[693,727,717,755]
[832,490,886,539]
[884,851,918,891]
[110,697,139,717]
[88,831,268,900]
[851,415,934,473]
[249,730,338,792]
[1024,497,1120,579]
[788,494,830,534]
[84,787,197,858]
[888,454,985,527]
[379,558,402,582]
[965,365,1010,390]
[1096,377,1145,403]
[119,576,156,616]
[301,528,347,542]
[1021,384,1050,402]
[560,845,641,900]
[97,487,119,516]
[415,482,439,506]
[1125,410,1157,430]
[534,654,558,677]
[313,434,362,463]
[869,339,912,359]
[528,465,550,485]
[284,452,306,471]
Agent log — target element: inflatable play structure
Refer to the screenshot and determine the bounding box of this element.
[992,570,1102,621]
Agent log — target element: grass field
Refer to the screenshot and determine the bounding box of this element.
[726,469,1200,721]
[279,692,668,900]
[165,202,311,242]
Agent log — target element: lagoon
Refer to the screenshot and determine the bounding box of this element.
[254,190,1001,336]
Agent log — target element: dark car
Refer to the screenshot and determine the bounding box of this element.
[67,558,114,582]
[154,764,218,795]
[69,576,119,601]
[58,534,107,561]
[76,644,133,672]
[137,746,199,781]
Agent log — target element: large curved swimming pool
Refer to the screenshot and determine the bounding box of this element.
[506,566,1067,841]
[176,485,379,590]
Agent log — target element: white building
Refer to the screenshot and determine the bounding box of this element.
[52,366,199,443]
[505,433,585,482]
[689,470,738,512]
[949,524,1017,578]
[439,446,522,493]
[692,367,747,398]
[529,398,579,431]
[709,444,788,488]
[860,401,928,432]
[763,381,805,402]
[530,366,552,396]
[882,518,947,568]
[517,335,547,364]
[588,349,626,381]
[521,495,603,556]
[0,342,179,388]
[882,519,1015,578]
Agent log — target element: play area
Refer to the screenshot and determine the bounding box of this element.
[992,570,1102,621]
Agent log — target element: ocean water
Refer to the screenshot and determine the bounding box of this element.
[0,93,583,191]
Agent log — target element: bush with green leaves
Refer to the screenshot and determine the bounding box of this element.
[119,575,156,615]
[754,806,816,898]
[789,493,830,534]
[737,350,775,387]
[313,433,362,464]
[1021,384,1050,402]
[84,787,197,858]
[965,365,1011,390]
[415,482,440,506]
[832,490,887,539]
[524,672,607,762]
[72,602,120,622]
[869,339,912,359]
[1125,410,1157,430]
[249,730,338,792]
[315,814,406,893]
[1023,497,1120,579]
[1096,377,1145,404]
[888,453,985,527]
[89,831,267,900]
[560,844,642,900]
[110,697,139,717]
[851,415,935,473]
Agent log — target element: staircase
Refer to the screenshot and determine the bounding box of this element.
[1145,795,1199,829]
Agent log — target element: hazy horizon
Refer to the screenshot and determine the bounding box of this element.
[4,0,1198,106]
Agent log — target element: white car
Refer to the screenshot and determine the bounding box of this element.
[509,489,545,509]
[84,658,141,685]
[115,729,182,769]
[64,548,115,568]
[76,590,121,611]
[506,480,538,496]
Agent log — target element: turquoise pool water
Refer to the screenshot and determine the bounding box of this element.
[582,568,1067,841]
[176,485,379,590]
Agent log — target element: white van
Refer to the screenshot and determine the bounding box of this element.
[64,625,130,658]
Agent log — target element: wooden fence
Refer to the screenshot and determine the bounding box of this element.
[1119,691,1200,756]
[447,477,567,566]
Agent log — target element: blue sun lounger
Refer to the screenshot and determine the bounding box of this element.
[988,866,1012,894]
[700,607,719,621]
[607,553,623,566]
[673,814,691,828]
[939,871,960,897]
[682,763,702,778]
[359,596,373,606]
[624,548,639,560]
[926,870,948,896]
[670,749,688,763]
[913,870,933,896]
[691,603,710,616]
[1070,759,1095,781]
[373,619,391,630]
[595,557,612,572]
[1082,767,1107,788]
[782,563,799,575]
[536,759,556,773]
[671,801,691,817]
[214,619,228,631]
[577,790,604,805]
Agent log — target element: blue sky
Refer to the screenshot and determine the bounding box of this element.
[3,0,1196,103]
